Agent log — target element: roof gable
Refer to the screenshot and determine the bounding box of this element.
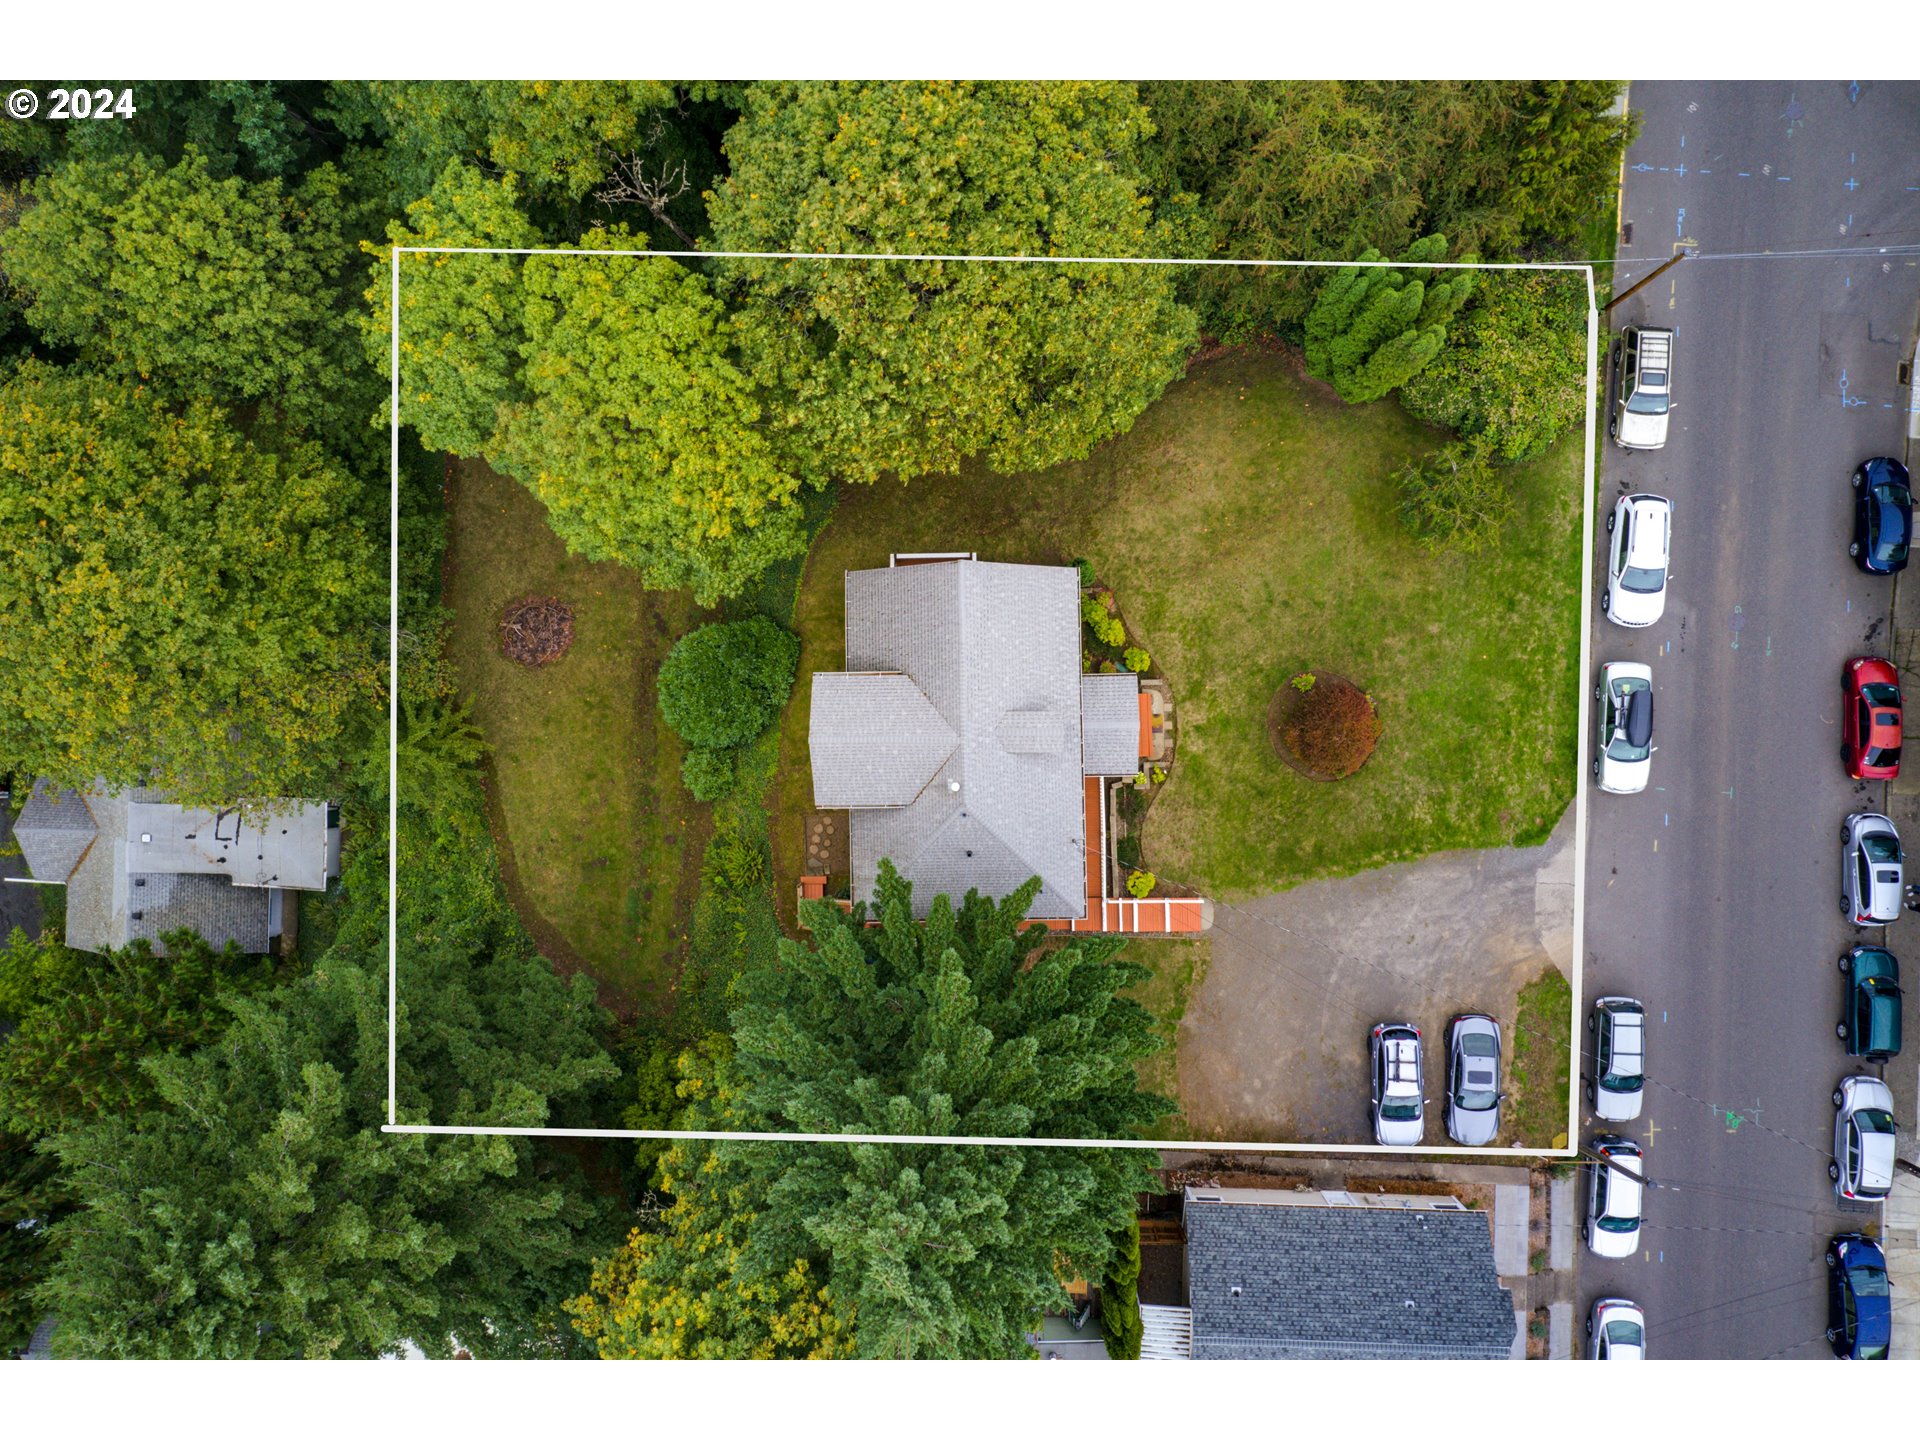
[810,672,959,807]
[13,781,99,883]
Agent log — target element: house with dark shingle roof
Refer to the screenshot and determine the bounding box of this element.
[10,780,340,955]
[1178,1185,1517,1359]
[806,556,1207,934]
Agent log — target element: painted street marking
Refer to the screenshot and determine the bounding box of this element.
[1676,207,1686,238]
[1846,176,1860,192]
[1731,603,1744,649]
[1675,163,1688,179]
[1738,171,1752,178]
[1699,169,1711,175]
[1766,635,1773,657]
[1664,814,1670,827]
[1841,368,1868,408]
[1850,81,1862,104]
[1777,175,1793,183]
[1633,162,1655,173]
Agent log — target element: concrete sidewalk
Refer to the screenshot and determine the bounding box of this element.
[1886,1171,1920,1361]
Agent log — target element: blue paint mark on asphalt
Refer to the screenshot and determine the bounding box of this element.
[1664,814,1670,827]
[1850,81,1862,104]
[1846,176,1860,192]
[1698,168,1711,175]
[1658,166,1671,173]
[1675,163,1688,179]
[1662,1012,1667,1023]
[1676,207,1686,238]
[1777,175,1793,182]
[1632,162,1654,173]
[1681,135,1686,148]
[1841,368,1868,408]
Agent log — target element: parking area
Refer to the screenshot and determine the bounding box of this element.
[1175,801,1575,1145]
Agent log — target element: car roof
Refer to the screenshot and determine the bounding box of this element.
[1859,1131,1896,1190]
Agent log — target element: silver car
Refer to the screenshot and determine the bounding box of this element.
[1831,1075,1897,1203]
[1369,1022,1425,1146]
[1588,997,1646,1122]
[1842,813,1904,927]
[1583,1135,1645,1260]
[1594,662,1655,794]
[1444,1013,1502,1146]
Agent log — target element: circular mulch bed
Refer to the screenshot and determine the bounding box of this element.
[499,595,576,666]
[1267,670,1382,782]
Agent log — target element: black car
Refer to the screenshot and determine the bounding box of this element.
[1838,947,1903,1060]
[1850,456,1912,575]
[1826,1233,1892,1360]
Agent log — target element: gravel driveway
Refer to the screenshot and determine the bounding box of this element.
[1176,802,1575,1144]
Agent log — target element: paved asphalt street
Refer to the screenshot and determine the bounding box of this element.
[1575,81,1920,1359]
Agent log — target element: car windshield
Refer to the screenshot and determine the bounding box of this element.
[1852,1265,1890,1298]
[1460,1032,1497,1057]
[1620,564,1666,593]
[1862,834,1901,863]
[1626,389,1669,415]
[1862,683,1900,708]
[1597,1213,1640,1233]
[1865,746,1903,768]
[1380,1099,1421,1120]
[1857,1108,1896,1135]
[1604,1319,1644,1347]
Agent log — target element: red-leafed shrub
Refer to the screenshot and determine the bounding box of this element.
[1272,671,1382,780]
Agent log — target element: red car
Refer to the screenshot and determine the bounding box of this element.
[1843,656,1903,780]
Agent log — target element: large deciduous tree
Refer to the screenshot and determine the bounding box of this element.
[706,80,1199,485]
[0,364,381,802]
[364,160,542,458]
[1399,269,1589,462]
[491,234,806,604]
[0,148,374,435]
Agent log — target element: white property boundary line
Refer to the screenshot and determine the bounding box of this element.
[383,246,1599,1156]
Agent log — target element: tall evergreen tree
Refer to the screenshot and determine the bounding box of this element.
[573,862,1168,1359]
[1303,235,1474,403]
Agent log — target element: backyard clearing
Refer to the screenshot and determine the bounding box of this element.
[444,457,707,1017]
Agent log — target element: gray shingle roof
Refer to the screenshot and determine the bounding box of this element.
[1080,673,1142,776]
[1185,1200,1516,1359]
[830,560,1088,920]
[23,780,333,955]
[14,780,100,883]
[810,673,958,807]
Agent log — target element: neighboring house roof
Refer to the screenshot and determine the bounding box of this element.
[1080,673,1143,776]
[816,560,1089,920]
[15,779,336,955]
[13,781,100,883]
[1184,1197,1516,1359]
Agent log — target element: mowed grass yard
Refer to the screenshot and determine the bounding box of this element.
[444,458,706,1018]
[774,346,1584,909]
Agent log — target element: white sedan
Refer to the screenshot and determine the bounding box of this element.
[1588,1298,1646,1359]
[1594,662,1655,794]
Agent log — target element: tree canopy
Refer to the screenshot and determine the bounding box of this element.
[1137,81,1631,338]
[0,148,375,436]
[1303,235,1474,403]
[0,364,381,802]
[364,160,541,458]
[707,80,1199,485]
[492,236,807,603]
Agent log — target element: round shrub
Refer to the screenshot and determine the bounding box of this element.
[657,616,800,750]
[1126,869,1156,899]
[1279,672,1382,779]
[681,746,737,802]
[1123,646,1150,673]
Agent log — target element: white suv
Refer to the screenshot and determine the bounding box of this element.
[1369,1022,1425,1146]
[1588,997,1646,1122]
[1584,1135,1645,1259]
[1603,494,1672,627]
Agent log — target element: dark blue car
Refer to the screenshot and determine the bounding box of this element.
[1826,1233,1891,1359]
[1851,457,1912,575]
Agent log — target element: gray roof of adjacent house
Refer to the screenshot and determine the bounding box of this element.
[1184,1197,1517,1359]
[810,560,1132,920]
[14,779,336,955]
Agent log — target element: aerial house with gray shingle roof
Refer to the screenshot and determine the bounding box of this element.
[807,556,1207,934]
[1177,1185,1518,1360]
[10,780,340,955]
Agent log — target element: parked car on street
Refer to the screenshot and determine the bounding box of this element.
[1588,997,1647,1121]
[1842,657,1903,780]
[1830,1075,1897,1204]
[1603,493,1673,628]
[1850,456,1912,576]
[1444,1013,1502,1146]
[1609,325,1674,450]
[1587,1297,1647,1360]
[1369,1022,1425,1146]
[1826,1233,1892,1360]
[1584,1135,1645,1259]
[1594,662,1655,794]
[1841,813,1904,927]
[1837,947,1903,1061]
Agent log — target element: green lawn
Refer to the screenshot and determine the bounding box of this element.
[1122,937,1212,1140]
[443,457,707,1017]
[1509,965,1574,1148]
[773,347,1584,908]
